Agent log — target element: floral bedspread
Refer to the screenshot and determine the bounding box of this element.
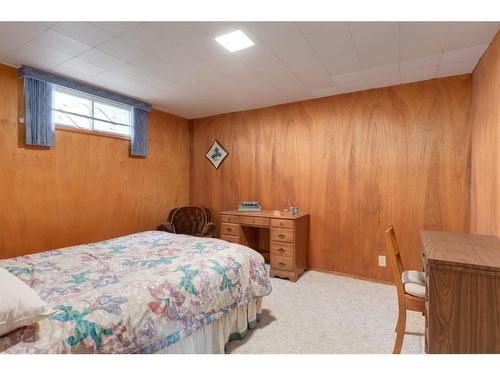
[0,231,271,353]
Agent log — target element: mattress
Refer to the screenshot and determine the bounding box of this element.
[0,231,272,353]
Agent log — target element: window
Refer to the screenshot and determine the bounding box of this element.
[53,86,132,138]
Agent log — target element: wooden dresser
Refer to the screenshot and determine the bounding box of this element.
[220,210,309,282]
[421,230,500,353]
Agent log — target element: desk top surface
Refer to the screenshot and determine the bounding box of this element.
[221,209,308,219]
[421,230,500,272]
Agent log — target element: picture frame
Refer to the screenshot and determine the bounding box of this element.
[205,139,228,169]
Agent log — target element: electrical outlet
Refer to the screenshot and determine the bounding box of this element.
[378,255,386,267]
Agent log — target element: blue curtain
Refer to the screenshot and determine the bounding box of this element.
[19,65,152,155]
[24,77,54,147]
[19,66,151,112]
[131,108,148,157]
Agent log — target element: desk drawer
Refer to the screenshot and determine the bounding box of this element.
[271,218,294,229]
[220,234,240,244]
[271,228,294,243]
[220,223,240,237]
[239,216,270,227]
[271,242,294,258]
[221,215,239,224]
[271,255,294,272]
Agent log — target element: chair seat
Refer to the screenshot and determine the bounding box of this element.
[402,270,426,298]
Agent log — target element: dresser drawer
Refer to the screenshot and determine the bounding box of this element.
[239,216,270,227]
[271,219,294,229]
[221,215,239,224]
[271,242,294,258]
[271,228,294,243]
[271,255,294,272]
[220,223,240,237]
[220,234,240,244]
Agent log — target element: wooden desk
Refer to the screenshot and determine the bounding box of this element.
[421,230,500,353]
[220,210,309,282]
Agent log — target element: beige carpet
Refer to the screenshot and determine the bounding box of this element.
[227,270,425,354]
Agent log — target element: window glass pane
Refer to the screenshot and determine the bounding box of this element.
[94,120,131,136]
[54,110,92,130]
[94,100,131,126]
[52,86,132,137]
[53,89,92,117]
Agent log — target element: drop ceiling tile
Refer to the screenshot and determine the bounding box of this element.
[91,22,143,36]
[349,22,399,68]
[154,22,207,44]
[400,67,436,84]
[331,71,369,92]
[119,23,178,54]
[0,53,23,68]
[78,49,125,69]
[114,61,176,92]
[436,59,477,78]
[199,22,252,38]
[445,22,499,51]
[331,70,366,85]
[311,86,342,98]
[52,22,114,47]
[94,70,138,88]
[400,54,441,74]
[16,41,72,68]
[235,46,305,95]
[367,75,401,89]
[440,44,488,65]
[59,57,107,76]
[152,44,198,65]
[245,22,332,88]
[297,22,362,76]
[97,38,147,62]
[180,35,233,62]
[129,55,166,73]
[399,22,451,61]
[35,29,91,56]
[336,80,368,92]
[50,65,95,82]
[364,63,400,88]
[0,22,49,51]
[364,63,399,78]
[39,22,57,29]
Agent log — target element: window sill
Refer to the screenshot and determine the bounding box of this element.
[56,124,131,141]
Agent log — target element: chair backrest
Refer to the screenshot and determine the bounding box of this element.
[168,206,211,235]
[385,225,405,295]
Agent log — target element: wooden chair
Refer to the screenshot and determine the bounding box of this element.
[385,225,426,354]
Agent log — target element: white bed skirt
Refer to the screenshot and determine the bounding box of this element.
[157,298,262,354]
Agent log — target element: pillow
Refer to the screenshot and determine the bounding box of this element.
[0,267,54,337]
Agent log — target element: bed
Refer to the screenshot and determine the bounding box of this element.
[0,231,272,354]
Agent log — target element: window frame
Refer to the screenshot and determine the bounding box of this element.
[52,85,133,140]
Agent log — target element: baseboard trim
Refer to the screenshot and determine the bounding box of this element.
[308,267,394,286]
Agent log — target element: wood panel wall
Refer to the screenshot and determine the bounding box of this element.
[470,31,500,237]
[0,64,190,259]
[190,76,472,282]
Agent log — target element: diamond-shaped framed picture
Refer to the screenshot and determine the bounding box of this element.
[205,139,228,169]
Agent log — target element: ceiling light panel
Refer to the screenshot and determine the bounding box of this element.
[215,30,254,52]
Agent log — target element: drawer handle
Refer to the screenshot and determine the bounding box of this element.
[278,234,286,239]
[280,223,283,226]
[278,248,285,253]
[278,262,286,266]
[226,228,232,232]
